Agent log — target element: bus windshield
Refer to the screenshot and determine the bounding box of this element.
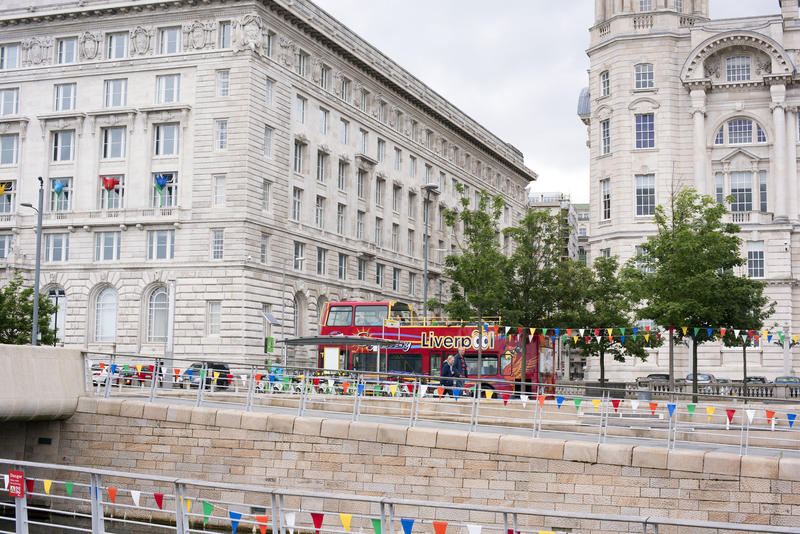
[389,302,413,322]
[326,305,353,327]
[464,355,499,377]
[354,305,389,326]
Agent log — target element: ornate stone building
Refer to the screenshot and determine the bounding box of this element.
[0,0,535,364]
[580,0,800,380]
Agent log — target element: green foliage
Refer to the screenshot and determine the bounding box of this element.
[0,271,57,345]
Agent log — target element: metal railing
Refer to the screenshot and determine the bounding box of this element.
[1,459,798,534]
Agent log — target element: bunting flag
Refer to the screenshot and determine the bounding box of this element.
[65,482,74,498]
[453,388,461,399]
[706,328,713,338]
[342,382,350,395]
[485,390,494,400]
[285,512,296,534]
[649,402,658,415]
[573,398,582,411]
[681,326,688,336]
[358,384,365,396]
[419,385,428,398]
[371,518,382,534]
[766,410,776,423]
[130,490,140,507]
[213,371,220,383]
[257,516,270,534]
[746,410,755,424]
[530,328,536,335]
[686,404,696,417]
[26,479,34,494]
[505,326,511,335]
[594,328,600,337]
[555,396,564,408]
[795,335,799,344]
[741,334,748,343]
[466,525,481,534]
[579,328,585,337]
[591,399,600,412]
[313,378,320,387]
[726,409,736,423]
[630,400,639,411]
[734,329,740,338]
[436,387,444,399]
[136,364,143,373]
[340,514,352,532]
[229,511,242,533]
[311,512,324,534]
[693,327,700,338]
[566,329,572,337]
[705,406,715,421]
[573,335,578,343]
[108,487,117,504]
[720,328,727,338]
[789,414,797,428]
[0,183,5,195]
[620,335,625,343]
[644,334,649,342]
[43,480,52,495]
[611,399,620,412]
[433,521,448,534]
[389,385,398,397]
[520,395,528,408]
[748,330,754,338]
[768,334,773,344]
[401,518,414,534]
[537,395,546,407]
[667,404,676,417]
[3,475,8,490]
[185,498,192,514]
[154,493,164,510]
[554,329,560,337]
[779,331,785,343]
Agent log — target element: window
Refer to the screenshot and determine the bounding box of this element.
[0,234,11,259]
[359,129,368,153]
[147,230,175,259]
[265,78,274,105]
[408,192,416,218]
[218,21,231,48]
[759,170,767,212]
[410,120,418,141]
[340,119,349,144]
[295,50,309,76]
[425,164,433,185]
[293,241,305,270]
[156,74,180,103]
[296,96,306,123]
[217,70,230,96]
[338,161,347,190]
[425,130,432,149]
[292,187,302,221]
[262,180,271,211]
[0,88,18,116]
[375,178,384,206]
[319,108,329,135]
[265,31,274,57]
[153,173,177,207]
[104,79,127,107]
[640,0,652,10]
[146,287,169,343]
[714,127,724,145]
[392,185,401,212]
[210,229,223,260]
[391,224,399,252]
[263,126,273,157]
[319,64,330,90]
[315,195,325,229]
[392,268,400,291]
[747,242,764,278]
[154,124,179,155]
[49,177,71,211]
[339,77,351,101]
[99,175,124,209]
[715,172,724,204]
[357,170,366,199]
[0,180,15,213]
[377,139,385,162]
[215,120,227,150]
[634,63,654,89]
[601,119,610,155]
[213,175,225,206]
[316,151,327,183]
[601,178,611,220]
[0,134,18,165]
[409,156,417,177]
[675,0,683,10]
[107,33,127,59]
[394,147,401,171]
[159,27,181,54]
[356,210,364,239]
[635,246,653,273]
[375,264,384,286]
[378,101,387,123]
[56,37,77,64]
[336,203,345,235]
[757,124,766,143]
[601,248,611,258]
[728,119,753,144]
[338,253,347,280]
[94,287,118,342]
[45,233,69,262]
[293,140,305,173]
[357,258,366,281]
[0,43,20,69]
[52,131,74,162]
[730,172,752,212]
[635,114,655,149]
[374,217,383,247]
[102,127,126,159]
[207,301,221,336]
[726,56,750,82]
[360,88,369,113]
[94,231,121,261]
[316,248,327,275]
[407,229,414,255]
[600,70,610,97]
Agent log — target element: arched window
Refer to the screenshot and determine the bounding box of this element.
[94,287,118,342]
[316,295,328,327]
[48,287,66,344]
[714,118,767,145]
[147,286,168,343]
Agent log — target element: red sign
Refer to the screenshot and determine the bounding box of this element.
[8,471,24,498]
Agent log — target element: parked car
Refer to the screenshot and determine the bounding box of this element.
[181,362,231,390]
[775,376,800,384]
[745,376,768,384]
[137,363,164,384]
[91,363,109,386]
[686,373,715,384]
[716,377,732,395]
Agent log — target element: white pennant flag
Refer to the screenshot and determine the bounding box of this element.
[327,379,334,389]
[742,334,748,343]
[504,326,511,335]
[746,409,755,424]
[579,329,585,337]
[419,385,428,397]
[528,335,533,343]
[285,512,296,534]
[631,400,640,411]
[3,475,8,490]
[130,490,141,507]
[467,525,482,534]
[734,329,740,338]
[520,395,528,408]
[596,336,602,343]
[240,374,247,384]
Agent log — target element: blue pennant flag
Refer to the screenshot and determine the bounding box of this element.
[632,327,638,336]
[554,329,560,336]
[186,369,193,376]
[667,404,676,417]
[268,375,276,383]
[556,396,564,408]
[453,388,461,399]
[707,328,713,337]
[401,518,415,534]
[110,364,117,374]
[788,413,797,428]
[229,511,242,533]
[621,335,626,343]
[358,383,365,396]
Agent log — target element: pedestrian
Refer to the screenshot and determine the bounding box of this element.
[440,355,455,397]
[453,347,468,391]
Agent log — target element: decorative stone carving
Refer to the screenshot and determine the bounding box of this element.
[182,21,213,51]
[332,71,343,97]
[79,31,102,60]
[756,60,772,76]
[130,26,154,56]
[703,60,719,79]
[352,81,362,107]
[22,37,53,66]
[278,37,296,68]
[311,57,322,83]
[233,14,265,55]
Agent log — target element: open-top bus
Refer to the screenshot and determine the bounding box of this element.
[317,300,555,393]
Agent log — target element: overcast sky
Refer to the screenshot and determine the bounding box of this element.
[312,0,781,202]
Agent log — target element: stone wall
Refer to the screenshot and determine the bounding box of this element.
[25,398,800,530]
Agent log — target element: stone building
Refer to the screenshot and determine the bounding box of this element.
[527,191,579,262]
[580,0,800,380]
[0,0,535,365]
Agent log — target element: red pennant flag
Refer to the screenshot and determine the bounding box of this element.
[645,325,651,333]
[755,334,760,342]
[726,409,735,423]
[108,487,117,503]
[611,399,620,412]
[311,512,324,534]
[608,335,613,343]
[566,329,572,337]
[405,384,414,394]
[256,516,270,534]
[501,393,510,406]
[433,521,448,534]
[748,330,754,338]
[594,328,600,337]
[720,328,727,338]
[766,410,776,423]
[584,336,590,343]
[537,395,546,407]
[649,402,658,415]
[154,493,164,510]
[173,368,180,376]
[657,333,662,341]
[99,362,105,370]
[436,387,444,398]
[342,382,350,395]
[313,378,320,387]
[255,374,262,381]
[25,479,34,494]
[518,327,523,335]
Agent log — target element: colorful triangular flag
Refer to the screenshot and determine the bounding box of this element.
[131,490,140,507]
[229,511,242,533]
[433,521,448,534]
[154,493,164,510]
[340,514,352,533]
[401,518,414,534]
[202,501,214,526]
[257,515,270,534]
[43,480,52,495]
[311,512,324,534]
[372,518,382,534]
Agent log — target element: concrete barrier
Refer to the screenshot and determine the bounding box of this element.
[0,344,84,421]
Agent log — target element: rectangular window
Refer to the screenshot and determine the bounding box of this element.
[94,231,121,261]
[316,248,327,275]
[0,134,19,165]
[319,107,329,135]
[106,33,127,59]
[0,43,20,70]
[0,234,12,259]
[336,203,345,235]
[356,210,364,239]
[407,229,414,255]
[635,174,655,216]
[211,230,224,259]
[640,0,652,10]
[409,156,416,177]
[339,119,349,144]
[265,31,274,57]
[409,272,416,296]
[159,27,181,54]
[408,192,416,218]
[104,79,127,107]
[357,258,366,281]
[375,264,384,286]
[601,119,610,155]
[292,187,302,221]
[635,114,655,149]
[316,151,327,183]
[392,185,401,212]
[265,78,275,105]
[730,172,752,212]
[296,95,306,123]
[295,51,309,76]
[392,268,400,291]
[207,301,221,336]
[52,131,74,162]
[340,77,351,101]
[410,120,418,141]
[357,170,366,199]
[374,217,383,247]
[338,161,347,190]
[102,127,126,159]
[425,164,433,185]
[360,89,369,113]
[263,126,273,157]
[49,177,72,211]
[759,170,767,212]
[156,74,180,104]
[359,129,368,153]
[747,242,764,278]
[600,70,610,97]
[728,119,753,144]
[634,63,654,89]
[147,230,175,260]
[214,120,228,150]
[154,123,180,155]
[378,101,387,123]
[99,174,124,209]
[338,253,347,280]
[219,21,232,48]
[394,147,401,171]
[293,241,305,270]
[213,175,226,206]
[152,172,177,207]
[375,178,384,206]
[391,223,399,252]
[601,248,611,258]
[262,180,271,211]
[260,234,269,264]
[601,178,611,220]
[726,56,750,82]
[57,38,77,64]
[715,172,724,204]
[377,138,385,162]
[45,233,69,262]
[0,88,18,116]
[0,180,15,213]
[293,140,304,173]
[217,70,230,96]
[315,195,325,229]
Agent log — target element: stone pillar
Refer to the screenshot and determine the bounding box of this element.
[787,107,798,221]
[771,84,789,220]
[595,0,605,23]
[690,88,707,194]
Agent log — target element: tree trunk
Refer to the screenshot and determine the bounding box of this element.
[477,312,483,381]
[668,327,674,398]
[599,346,606,387]
[742,343,748,400]
[692,337,698,404]
[520,327,528,395]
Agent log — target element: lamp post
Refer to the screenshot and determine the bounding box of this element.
[421,183,439,324]
[21,176,44,346]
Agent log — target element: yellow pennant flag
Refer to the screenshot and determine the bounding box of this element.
[794,334,798,344]
[0,183,6,196]
[340,514,352,532]
[706,406,715,421]
[644,334,649,342]
[530,328,536,335]
[591,399,601,412]
[762,330,768,338]
[186,498,191,513]
[573,335,578,343]
[484,390,494,400]
[43,480,52,494]
[136,364,142,373]
[539,531,556,534]
[213,371,220,383]
[681,326,688,336]
[606,328,613,336]
[389,384,398,396]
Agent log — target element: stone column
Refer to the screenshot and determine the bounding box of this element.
[771,84,789,220]
[595,0,605,23]
[690,88,707,194]
[787,107,798,221]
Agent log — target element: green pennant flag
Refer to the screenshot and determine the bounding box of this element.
[573,398,582,411]
[686,404,696,417]
[200,369,206,381]
[374,384,381,393]
[561,334,567,343]
[778,331,785,343]
[65,482,74,497]
[693,327,700,338]
[372,518,382,534]
[542,328,548,336]
[123,364,129,371]
[203,501,214,526]
[620,328,626,335]
[632,333,637,341]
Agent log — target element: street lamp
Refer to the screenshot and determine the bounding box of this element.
[21,176,44,346]
[421,183,439,324]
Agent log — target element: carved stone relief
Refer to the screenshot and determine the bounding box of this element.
[278,37,296,68]
[182,21,214,51]
[311,57,322,83]
[233,14,265,55]
[130,26,154,56]
[78,31,102,60]
[22,37,53,66]
[332,71,343,97]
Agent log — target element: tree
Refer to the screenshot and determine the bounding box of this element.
[628,188,774,401]
[443,186,507,380]
[0,271,57,345]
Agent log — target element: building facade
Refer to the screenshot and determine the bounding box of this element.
[581,0,800,380]
[0,0,535,365]
[527,192,579,262]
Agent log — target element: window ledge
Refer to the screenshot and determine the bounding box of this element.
[86,108,137,118]
[632,88,658,94]
[633,148,658,152]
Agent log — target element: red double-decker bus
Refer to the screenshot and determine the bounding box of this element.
[317,300,555,393]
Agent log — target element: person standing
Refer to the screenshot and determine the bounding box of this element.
[452,347,468,391]
[440,355,455,397]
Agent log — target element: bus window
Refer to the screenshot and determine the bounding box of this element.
[389,302,413,322]
[387,353,422,374]
[354,305,389,326]
[429,353,442,376]
[326,306,353,326]
[352,350,374,371]
[464,355,499,377]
